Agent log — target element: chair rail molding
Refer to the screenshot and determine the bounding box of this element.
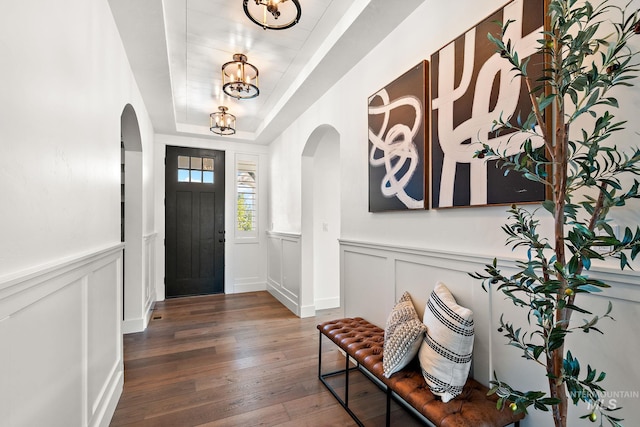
[0,243,124,427]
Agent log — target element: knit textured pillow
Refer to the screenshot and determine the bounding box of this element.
[383,292,427,378]
[418,282,474,402]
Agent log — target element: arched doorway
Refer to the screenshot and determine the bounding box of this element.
[120,104,145,333]
[301,125,341,316]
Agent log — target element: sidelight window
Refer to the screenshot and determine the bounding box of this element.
[236,155,258,236]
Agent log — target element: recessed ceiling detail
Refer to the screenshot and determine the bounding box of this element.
[108,0,426,143]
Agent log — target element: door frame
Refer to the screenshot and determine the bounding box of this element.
[164,145,226,298]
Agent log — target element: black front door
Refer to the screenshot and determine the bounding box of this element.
[165,146,225,297]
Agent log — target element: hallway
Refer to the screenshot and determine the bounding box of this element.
[110,292,357,426]
[110,291,427,426]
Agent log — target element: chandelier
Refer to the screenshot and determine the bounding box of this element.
[210,106,236,136]
[222,54,259,99]
[242,0,301,30]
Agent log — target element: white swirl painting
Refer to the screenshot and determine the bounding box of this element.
[430,0,546,208]
[368,61,428,212]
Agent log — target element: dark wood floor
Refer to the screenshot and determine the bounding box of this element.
[110,291,422,427]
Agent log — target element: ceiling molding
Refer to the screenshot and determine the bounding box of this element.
[109,0,425,144]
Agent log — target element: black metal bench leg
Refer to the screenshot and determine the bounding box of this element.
[317,330,363,427]
[345,352,350,407]
[386,387,392,427]
[318,331,322,379]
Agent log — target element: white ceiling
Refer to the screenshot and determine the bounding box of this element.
[108,0,424,144]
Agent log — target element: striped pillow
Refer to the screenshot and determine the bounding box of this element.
[418,282,474,402]
[383,292,427,378]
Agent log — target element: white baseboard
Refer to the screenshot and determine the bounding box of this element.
[232,282,267,294]
[267,282,299,316]
[122,297,155,334]
[314,297,340,311]
[299,304,316,318]
[122,317,146,334]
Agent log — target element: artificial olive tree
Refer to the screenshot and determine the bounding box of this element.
[471,1,640,426]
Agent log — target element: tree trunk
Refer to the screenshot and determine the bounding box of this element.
[551,34,569,421]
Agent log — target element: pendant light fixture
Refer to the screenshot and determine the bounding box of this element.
[210,106,236,135]
[222,54,259,99]
[243,0,301,30]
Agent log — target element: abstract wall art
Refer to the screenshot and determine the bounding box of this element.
[430,0,546,208]
[368,61,429,212]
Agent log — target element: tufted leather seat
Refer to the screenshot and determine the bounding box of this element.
[318,317,523,427]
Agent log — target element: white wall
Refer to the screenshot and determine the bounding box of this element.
[0,0,155,425]
[270,0,640,259]
[268,0,640,425]
[0,1,154,272]
[153,134,269,299]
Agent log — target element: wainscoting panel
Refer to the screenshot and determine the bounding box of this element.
[282,239,301,297]
[232,241,265,293]
[267,235,283,288]
[0,244,124,427]
[340,238,640,427]
[143,233,156,325]
[342,248,394,327]
[5,279,84,426]
[393,257,493,386]
[266,231,301,316]
[122,234,156,334]
[88,262,121,419]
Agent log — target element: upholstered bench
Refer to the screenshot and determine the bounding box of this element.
[318,317,523,427]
